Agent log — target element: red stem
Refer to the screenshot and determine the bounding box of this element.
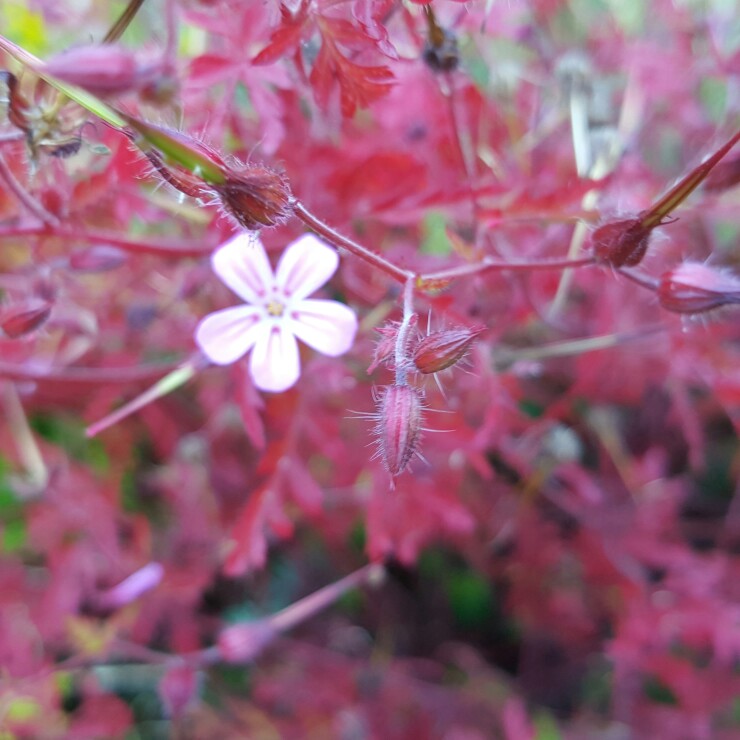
[0,359,176,385]
[0,223,216,258]
[418,256,596,287]
[292,199,414,283]
[617,268,660,291]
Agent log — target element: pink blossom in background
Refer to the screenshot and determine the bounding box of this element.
[195,233,358,392]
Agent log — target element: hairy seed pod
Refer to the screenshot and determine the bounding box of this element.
[375,384,423,478]
[215,164,293,230]
[412,325,485,374]
[590,217,653,267]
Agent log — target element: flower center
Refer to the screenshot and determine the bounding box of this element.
[266,299,285,317]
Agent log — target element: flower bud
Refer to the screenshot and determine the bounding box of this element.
[374,384,423,478]
[215,164,293,230]
[658,262,740,314]
[122,114,228,186]
[367,315,418,374]
[590,217,652,267]
[0,301,52,339]
[43,45,158,97]
[95,562,164,610]
[412,324,484,374]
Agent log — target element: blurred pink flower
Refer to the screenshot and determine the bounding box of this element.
[195,233,357,392]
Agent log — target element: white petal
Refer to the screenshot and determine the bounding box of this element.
[195,306,263,365]
[249,322,301,392]
[288,299,358,357]
[275,234,338,300]
[211,232,274,303]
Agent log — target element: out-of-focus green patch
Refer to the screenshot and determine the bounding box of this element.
[700,77,728,123]
[606,0,645,34]
[421,212,451,256]
[714,221,740,252]
[30,413,109,473]
[446,570,494,630]
[2,518,26,553]
[348,519,366,553]
[534,711,563,740]
[179,23,208,57]
[519,399,545,419]
[2,2,47,55]
[206,664,252,702]
[643,675,678,705]
[6,696,41,723]
[0,456,26,552]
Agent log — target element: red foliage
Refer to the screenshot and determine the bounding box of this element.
[0,0,739,737]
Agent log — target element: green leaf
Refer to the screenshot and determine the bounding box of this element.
[421,212,451,256]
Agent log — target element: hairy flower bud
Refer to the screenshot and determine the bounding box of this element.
[592,130,740,266]
[590,217,653,267]
[0,301,52,339]
[658,262,740,314]
[215,164,293,230]
[43,45,158,97]
[367,315,418,374]
[374,384,423,478]
[412,324,485,374]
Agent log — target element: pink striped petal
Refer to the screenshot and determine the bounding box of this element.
[275,234,338,300]
[195,306,263,365]
[249,323,300,392]
[289,299,358,356]
[211,232,274,303]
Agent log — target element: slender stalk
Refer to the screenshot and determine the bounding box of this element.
[0,359,176,385]
[103,0,147,44]
[292,199,414,284]
[494,324,666,369]
[0,224,216,258]
[617,268,659,291]
[269,563,385,633]
[0,151,59,226]
[394,277,417,386]
[85,358,201,438]
[418,256,595,287]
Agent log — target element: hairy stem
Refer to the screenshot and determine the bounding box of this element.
[292,199,414,283]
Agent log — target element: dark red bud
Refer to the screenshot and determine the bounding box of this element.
[0,301,52,338]
[590,217,652,267]
[412,324,485,374]
[215,164,293,230]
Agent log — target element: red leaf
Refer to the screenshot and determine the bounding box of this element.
[253,23,307,65]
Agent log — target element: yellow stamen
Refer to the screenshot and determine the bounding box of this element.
[266,299,285,317]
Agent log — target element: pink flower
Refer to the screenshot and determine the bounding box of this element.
[195,233,358,392]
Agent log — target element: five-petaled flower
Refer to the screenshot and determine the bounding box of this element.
[195,233,358,392]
